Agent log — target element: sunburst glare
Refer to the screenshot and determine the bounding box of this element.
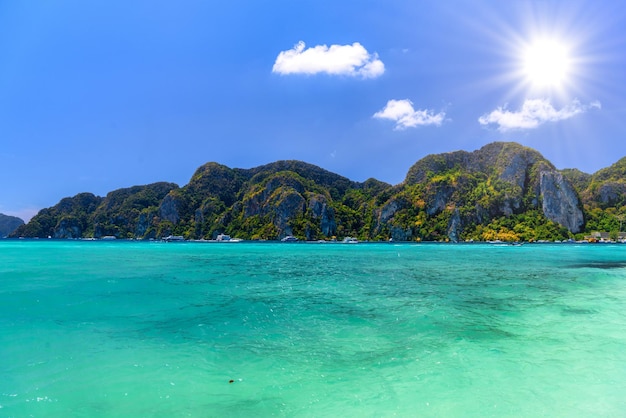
[522,38,571,89]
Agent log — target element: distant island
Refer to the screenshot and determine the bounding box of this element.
[11,142,626,242]
[0,213,24,238]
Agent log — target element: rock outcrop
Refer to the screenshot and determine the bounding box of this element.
[402,142,584,237]
[241,172,334,239]
[159,193,182,224]
[54,217,83,239]
[539,171,584,233]
[576,156,626,210]
[308,194,336,237]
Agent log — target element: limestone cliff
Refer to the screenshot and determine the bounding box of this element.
[239,171,335,239]
[12,184,176,239]
[539,171,584,233]
[577,156,626,209]
[13,141,616,242]
[400,142,584,239]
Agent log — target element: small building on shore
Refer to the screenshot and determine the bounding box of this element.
[584,231,626,242]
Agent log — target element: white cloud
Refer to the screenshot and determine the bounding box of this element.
[478,98,601,132]
[373,99,445,130]
[272,41,385,78]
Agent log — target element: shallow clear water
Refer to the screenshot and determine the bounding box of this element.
[1,241,626,417]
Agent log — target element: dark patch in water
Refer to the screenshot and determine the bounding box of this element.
[562,307,598,315]
[457,327,517,342]
[570,261,626,269]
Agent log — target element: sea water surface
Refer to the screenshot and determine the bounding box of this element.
[1,240,626,417]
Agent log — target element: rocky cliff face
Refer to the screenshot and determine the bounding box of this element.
[576,156,626,209]
[308,194,336,237]
[13,142,609,241]
[54,218,83,239]
[159,193,182,224]
[596,182,626,206]
[372,197,412,240]
[539,171,584,233]
[11,193,102,238]
[92,182,178,238]
[403,142,584,239]
[239,172,337,239]
[12,184,175,239]
[272,190,306,237]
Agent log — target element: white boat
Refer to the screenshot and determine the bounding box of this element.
[162,235,184,242]
[342,237,358,244]
[216,234,243,242]
[281,235,299,242]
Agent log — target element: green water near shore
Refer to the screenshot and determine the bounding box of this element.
[1,241,625,416]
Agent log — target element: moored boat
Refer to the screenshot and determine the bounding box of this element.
[162,235,185,242]
[216,234,231,241]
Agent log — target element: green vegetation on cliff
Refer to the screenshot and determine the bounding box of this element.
[0,213,24,238]
[11,142,626,242]
[12,184,177,239]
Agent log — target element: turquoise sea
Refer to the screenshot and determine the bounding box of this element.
[1,240,626,417]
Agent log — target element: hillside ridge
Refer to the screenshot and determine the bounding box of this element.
[11,142,626,242]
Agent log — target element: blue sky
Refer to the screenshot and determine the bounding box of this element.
[2,0,626,221]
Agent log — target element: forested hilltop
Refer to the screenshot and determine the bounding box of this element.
[12,142,626,242]
[0,213,24,238]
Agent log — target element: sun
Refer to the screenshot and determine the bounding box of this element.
[522,38,571,89]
